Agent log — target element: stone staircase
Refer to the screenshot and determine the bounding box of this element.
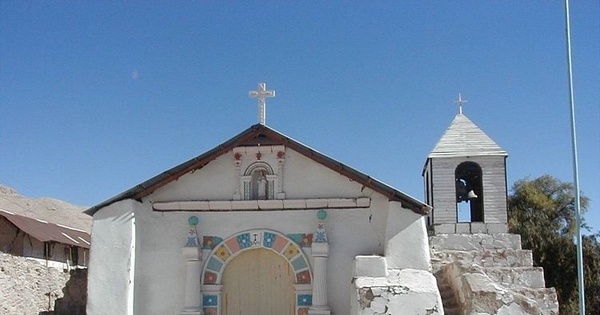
[430,234,559,315]
[436,273,460,315]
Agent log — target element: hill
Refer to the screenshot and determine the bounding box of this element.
[0,184,91,232]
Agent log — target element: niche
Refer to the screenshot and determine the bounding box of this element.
[243,162,275,200]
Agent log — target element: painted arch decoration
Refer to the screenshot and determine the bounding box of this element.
[201,230,313,315]
[202,229,312,285]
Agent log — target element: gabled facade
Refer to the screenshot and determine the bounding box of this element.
[85,124,442,315]
[423,112,509,234]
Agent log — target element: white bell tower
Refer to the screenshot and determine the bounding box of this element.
[423,96,509,234]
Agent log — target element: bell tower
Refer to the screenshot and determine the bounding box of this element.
[423,96,508,234]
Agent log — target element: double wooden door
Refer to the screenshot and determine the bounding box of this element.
[222,248,296,315]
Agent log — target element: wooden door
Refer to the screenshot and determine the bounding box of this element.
[222,248,295,315]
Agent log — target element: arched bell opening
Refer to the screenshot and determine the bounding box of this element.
[455,161,483,222]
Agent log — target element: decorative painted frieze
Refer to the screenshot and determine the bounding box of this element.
[202,236,223,250]
[287,233,313,247]
[185,216,200,247]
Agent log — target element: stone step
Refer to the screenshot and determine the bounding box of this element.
[430,248,534,273]
[442,262,559,315]
[463,272,559,315]
[516,286,559,314]
[430,233,522,251]
[481,266,546,289]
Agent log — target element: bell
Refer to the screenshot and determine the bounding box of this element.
[467,190,478,199]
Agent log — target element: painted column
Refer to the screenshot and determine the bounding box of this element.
[309,210,331,315]
[233,153,242,200]
[276,150,286,199]
[181,216,203,315]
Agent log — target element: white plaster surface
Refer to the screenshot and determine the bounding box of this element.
[87,199,137,315]
[354,255,387,278]
[384,202,431,270]
[352,269,443,315]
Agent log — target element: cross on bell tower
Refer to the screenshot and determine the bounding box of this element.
[249,82,275,125]
[455,93,467,114]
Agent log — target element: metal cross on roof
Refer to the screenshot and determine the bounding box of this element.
[249,82,275,125]
[455,93,467,114]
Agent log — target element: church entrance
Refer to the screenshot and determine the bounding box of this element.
[221,248,296,315]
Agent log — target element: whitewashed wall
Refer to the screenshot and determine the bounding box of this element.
[89,148,430,315]
[87,199,137,315]
[384,202,430,270]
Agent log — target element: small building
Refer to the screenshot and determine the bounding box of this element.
[425,99,559,314]
[0,209,90,269]
[423,101,508,234]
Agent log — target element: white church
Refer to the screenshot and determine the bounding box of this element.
[85,84,558,315]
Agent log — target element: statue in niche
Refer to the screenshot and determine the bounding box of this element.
[251,169,269,200]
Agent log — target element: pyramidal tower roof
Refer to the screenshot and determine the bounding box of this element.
[428,113,507,158]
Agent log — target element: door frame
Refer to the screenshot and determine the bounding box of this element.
[201,230,313,315]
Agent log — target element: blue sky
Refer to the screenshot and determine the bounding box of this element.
[1,2,598,233]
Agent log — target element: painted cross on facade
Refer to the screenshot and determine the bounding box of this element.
[249,82,275,125]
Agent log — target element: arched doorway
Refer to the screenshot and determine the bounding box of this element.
[222,248,295,315]
[201,230,313,315]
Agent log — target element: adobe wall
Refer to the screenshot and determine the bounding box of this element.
[0,252,87,315]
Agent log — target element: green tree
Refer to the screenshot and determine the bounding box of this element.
[508,175,600,315]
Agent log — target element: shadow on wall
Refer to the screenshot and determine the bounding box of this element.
[39,269,87,315]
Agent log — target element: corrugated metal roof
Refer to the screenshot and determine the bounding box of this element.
[428,113,507,158]
[85,124,430,216]
[0,209,90,248]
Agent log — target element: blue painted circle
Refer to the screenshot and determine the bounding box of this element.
[188,216,199,225]
[317,210,327,220]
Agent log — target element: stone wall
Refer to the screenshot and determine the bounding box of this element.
[0,252,86,315]
[55,268,87,315]
[430,234,559,315]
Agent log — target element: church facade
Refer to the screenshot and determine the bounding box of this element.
[85,122,442,315]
